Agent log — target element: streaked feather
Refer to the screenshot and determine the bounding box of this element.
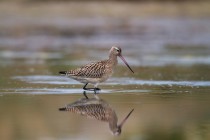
[65,60,108,78]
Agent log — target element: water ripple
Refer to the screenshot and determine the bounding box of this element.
[13,75,210,87]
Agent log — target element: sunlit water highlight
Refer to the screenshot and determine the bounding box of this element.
[0,75,207,95]
[13,75,210,87]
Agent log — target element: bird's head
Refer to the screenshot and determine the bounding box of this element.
[110,46,134,73]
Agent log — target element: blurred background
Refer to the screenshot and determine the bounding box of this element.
[0,0,210,140]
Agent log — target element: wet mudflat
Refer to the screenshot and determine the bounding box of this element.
[1,1,210,140]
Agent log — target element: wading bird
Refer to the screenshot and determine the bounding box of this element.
[59,46,134,91]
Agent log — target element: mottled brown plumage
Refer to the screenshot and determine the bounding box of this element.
[59,97,134,136]
[65,60,107,78]
[59,46,134,91]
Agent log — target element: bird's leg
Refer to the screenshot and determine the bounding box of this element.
[83,83,101,91]
[83,83,89,90]
[94,83,101,91]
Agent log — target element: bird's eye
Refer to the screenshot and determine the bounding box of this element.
[116,48,120,52]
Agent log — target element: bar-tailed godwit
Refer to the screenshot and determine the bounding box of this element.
[59,46,134,91]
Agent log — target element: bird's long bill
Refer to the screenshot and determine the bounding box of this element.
[119,109,134,128]
[119,55,134,73]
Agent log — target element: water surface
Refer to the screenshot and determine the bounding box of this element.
[0,4,210,140]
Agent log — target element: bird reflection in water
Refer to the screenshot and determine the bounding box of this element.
[59,91,134,136]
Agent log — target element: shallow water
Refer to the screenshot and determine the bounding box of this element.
[1,8,210,140]
[1,47,210,140]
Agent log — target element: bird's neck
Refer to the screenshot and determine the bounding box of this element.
[108,53,118,66]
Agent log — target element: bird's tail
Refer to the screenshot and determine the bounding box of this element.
[59,107,67,111]
[59,71,67,75]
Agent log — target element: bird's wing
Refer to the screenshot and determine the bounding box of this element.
[68,61,107,78]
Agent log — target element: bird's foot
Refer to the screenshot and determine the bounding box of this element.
[83,83,101,91]
[94,88,101,91]
[83,88,101,91]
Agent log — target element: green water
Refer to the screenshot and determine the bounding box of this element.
[0,46,210,140]
[1,2,210,139]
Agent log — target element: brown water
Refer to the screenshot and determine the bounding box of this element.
[1,2,210,140]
